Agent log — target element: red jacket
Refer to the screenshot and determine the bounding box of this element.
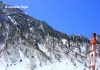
[90,33,96,46]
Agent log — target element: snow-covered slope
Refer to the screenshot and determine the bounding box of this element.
[0,2,100,70]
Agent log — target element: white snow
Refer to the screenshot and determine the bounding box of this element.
[0,44,5,52]
[0,43,100,70]
[0,34,99,70]
[36,58,85,70]
[62,39,67,45]
[29,27,33,32]
[7,16,17,25]
[7,50,31,70]
[0,55,7,70]
[39,24,45,32]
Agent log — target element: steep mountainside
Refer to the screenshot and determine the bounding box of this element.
[0,2,100,70]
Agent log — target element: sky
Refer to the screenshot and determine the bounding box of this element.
[2,0,100,38]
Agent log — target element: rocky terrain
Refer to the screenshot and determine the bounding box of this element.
[0,2,100,70]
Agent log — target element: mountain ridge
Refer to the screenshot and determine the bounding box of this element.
[0,2,100,70]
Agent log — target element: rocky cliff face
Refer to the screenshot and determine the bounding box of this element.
[0,3,100,70]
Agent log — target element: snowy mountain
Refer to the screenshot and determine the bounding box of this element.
[0,2,100,70]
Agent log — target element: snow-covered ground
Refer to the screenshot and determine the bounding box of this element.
[1,44,100,70]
